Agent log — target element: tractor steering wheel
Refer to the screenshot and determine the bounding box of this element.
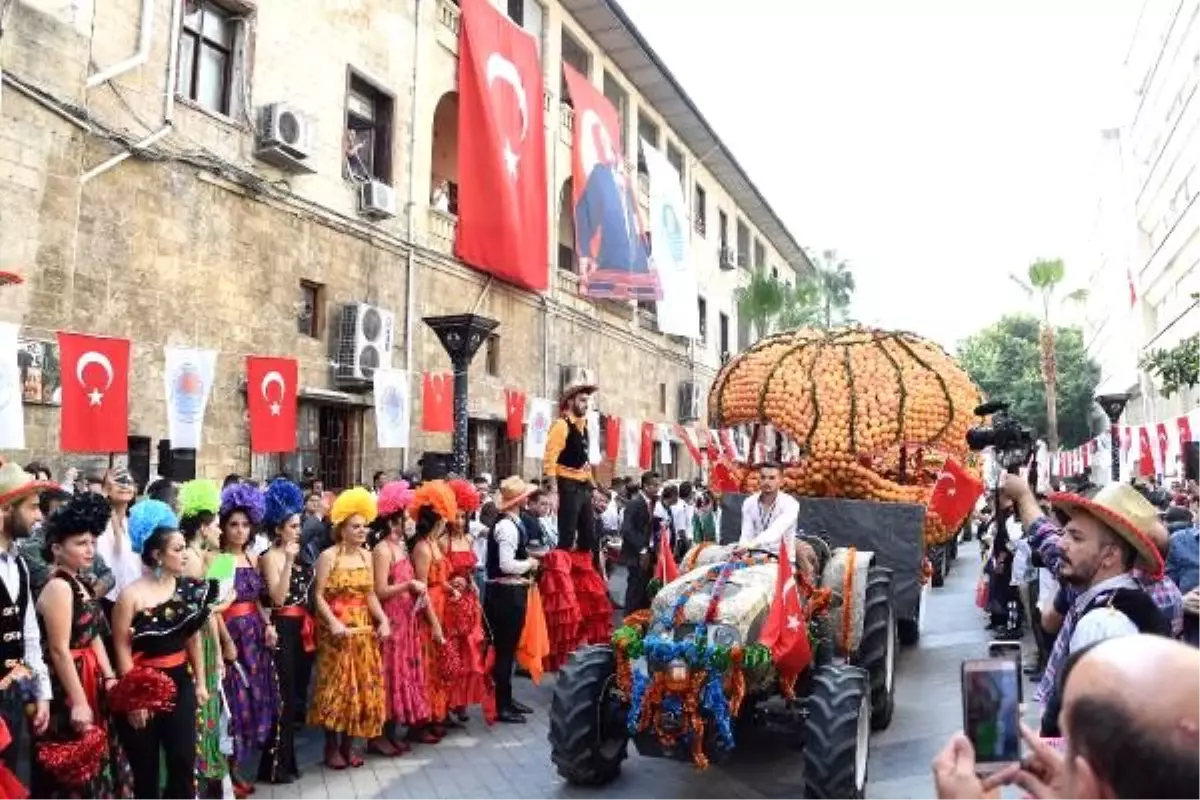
[739,547,779,562]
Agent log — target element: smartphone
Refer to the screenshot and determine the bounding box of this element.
[987,640,1024,703]
[961,658,1021,774]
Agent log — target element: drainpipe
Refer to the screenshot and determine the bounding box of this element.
[82,0,181,183]
[540,14,553,399]
[87,0,156,88]
[401,0,425,472]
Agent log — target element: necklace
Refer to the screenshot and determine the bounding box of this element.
[757,494,778,531]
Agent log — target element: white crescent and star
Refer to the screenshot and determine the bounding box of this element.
[485,52,528,179]
[260,370,286,417]
[76,351,114,407]
[934,470,958,497]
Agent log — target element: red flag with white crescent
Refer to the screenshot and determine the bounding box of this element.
[246,356,298,453]
[928,458,984,531]
[57,332,130,453]
[1138,426,1155,476]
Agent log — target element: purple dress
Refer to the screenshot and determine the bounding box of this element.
[223,566,281,762]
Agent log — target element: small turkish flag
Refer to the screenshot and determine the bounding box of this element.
[421,373,454,433]
[246,356,297,453]
[604,416,621,462]
[928,458,984,532]
[1179,414,1194,444]
[759,537,811,682]
[656,524,679,584]
[57,332,130,453]
[504,389,526,441]
[1156,422,1171,471]
[1138,426,1156,476]
[639,421,655,470]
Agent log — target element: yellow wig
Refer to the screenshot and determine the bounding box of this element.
[330,487,377,527]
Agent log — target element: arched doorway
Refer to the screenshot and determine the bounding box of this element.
[557,177,575,272]
[430,92,459,214]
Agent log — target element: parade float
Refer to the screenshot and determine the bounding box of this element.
[547,327,984,799]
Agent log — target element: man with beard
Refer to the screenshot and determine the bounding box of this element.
[999,474,1171,736]
[0,461,53,779]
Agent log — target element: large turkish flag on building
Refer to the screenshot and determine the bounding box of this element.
[455,0,548,292]
[246,356,298,453]
[57,333,130,453]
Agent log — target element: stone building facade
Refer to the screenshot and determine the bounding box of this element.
[0,0,808,487]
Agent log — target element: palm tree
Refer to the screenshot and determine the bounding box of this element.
[808,248,856,328]
[776,275,822,330]
[735,266,786,341]
[1009,258,1088,451]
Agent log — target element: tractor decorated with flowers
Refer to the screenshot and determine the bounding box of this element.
[548,538,897,799]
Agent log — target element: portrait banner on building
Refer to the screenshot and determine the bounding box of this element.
[163,346,216,450]
[524,397,553,459]
[374,368,411,449]
[642,139,700,338]
[0,323,25,449]
[57,332,130,453]
[454,0,548,291]
[562,64,659,302]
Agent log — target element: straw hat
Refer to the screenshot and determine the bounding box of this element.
[0,461,53,507]
[1049,483,1166,577]
[496,476,536,512]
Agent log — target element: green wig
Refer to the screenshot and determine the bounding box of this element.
[178,479,221,521]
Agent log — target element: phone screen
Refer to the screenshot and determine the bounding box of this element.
[987,641,1024,703]
[962,658,1021,770]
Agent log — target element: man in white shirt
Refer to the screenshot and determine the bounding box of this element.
[0,461,55,775]
[738,462,800,561]
[94,469,141,606]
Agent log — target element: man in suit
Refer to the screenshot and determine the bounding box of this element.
[621,470,662,613]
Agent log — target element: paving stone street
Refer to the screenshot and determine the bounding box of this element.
[260,544,994,799]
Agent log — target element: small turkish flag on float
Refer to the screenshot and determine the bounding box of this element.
[421,373,454,433]
[57,332,130,453]
[246,356,297,453]
[503,388,525,441]
[928,458,984,531]
[656,524,679,584]
[759,537,811,682]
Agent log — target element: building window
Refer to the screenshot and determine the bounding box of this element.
[177,1,238,115]
[719,312,730,359]
[754,239,766,269]
[659,382,667,414]
[602,71,628,144]
[485,334,500,377]
[345,72,395,184]
[297,281,323,338]
[718,209,729,249]
[698,296,708,343]
[506,0,524,25]
[693,184,707,236]
[560,29,591,103]
[771,266,779,281]
[666,141,684,183]
[736,220,750,267]
[636,111,660,174]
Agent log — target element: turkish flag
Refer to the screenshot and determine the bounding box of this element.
[1179,414,1194,444]
[676,424,703,464]
[504,389,525,441]
[1156,422,1171,472]
[604,416,621,462]
[656,525,679,584]
[639,421,655,470]
[1127,268,1138,308]
[246,356,297,453]
[455,0,548,291]
[928,458,984,532]
[759,538,811,682]
[421,373,454,433]
[1138,426,1156,476]
[57,332,130,453]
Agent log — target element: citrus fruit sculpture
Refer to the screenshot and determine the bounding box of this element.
[708,327,984,546]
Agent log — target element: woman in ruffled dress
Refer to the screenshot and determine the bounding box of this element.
[256,478,312,783]
[440,480,488,722]
[308,489,389,770]
[408,482,457,739]
[217,484,281,792]
[371,480,428,751]
[112,500,218,799]
[33,492,135,799]
[177,479,229,799]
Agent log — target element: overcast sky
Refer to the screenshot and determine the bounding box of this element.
[620,0,1140,350]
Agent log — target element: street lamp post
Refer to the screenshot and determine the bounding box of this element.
[1095,391,1131,483]
[423,313,500,477]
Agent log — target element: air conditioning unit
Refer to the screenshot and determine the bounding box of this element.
[719,246,736,271]
[677,381,701,422]
[358,180,397,220]
[254,103,315,172]
[334,302,396,385]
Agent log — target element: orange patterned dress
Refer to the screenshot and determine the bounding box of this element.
[307,559,386,738]
[417,549,450,722]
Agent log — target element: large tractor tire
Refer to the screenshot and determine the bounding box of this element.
[855,567,896,731]
[548,645,628,786]
[803,665,871,799]
[898,616,921,646]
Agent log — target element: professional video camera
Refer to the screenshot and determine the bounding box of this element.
[966,400,1036,471]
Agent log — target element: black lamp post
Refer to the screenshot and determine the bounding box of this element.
[1095,391,1131,483]
[423,313,500,477]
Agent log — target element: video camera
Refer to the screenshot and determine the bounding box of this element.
[966,400,1036,472]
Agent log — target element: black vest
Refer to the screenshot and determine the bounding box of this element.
[0,557,29,679]
[487,516,529,580]
[556,418,589,472]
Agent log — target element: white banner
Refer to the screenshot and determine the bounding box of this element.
[623,417,641,469]
[641,138,700,339]
[658,423,672,464]
[0,323,24,449]
[525,398,553,460]
[586,410,602,465]
[373,368,411,449]
[163,346,216,450]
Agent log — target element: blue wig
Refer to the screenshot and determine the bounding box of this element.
[129,499,179,555]
[219,482,265,527]
[262,478,304,529]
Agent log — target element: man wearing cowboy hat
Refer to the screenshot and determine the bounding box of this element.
[484,477,540,724]
[0,460,54,777]
[543,376,599,554]
[1000,474,1172,737]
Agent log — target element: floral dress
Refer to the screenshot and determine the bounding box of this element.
[222,564,281,763]
[380,542,429,726]
[442,548,486,710]
[32,571,135,799]
[417,547,450,723]
[195,620,227,785]
[307,558,386,738]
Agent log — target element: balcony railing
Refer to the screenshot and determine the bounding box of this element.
[427,207,457,255]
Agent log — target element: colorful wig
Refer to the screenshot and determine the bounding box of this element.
[219,483,265,526]
[44,493,110,541]
[407,479,457,522]
[262,478,304,529]
[449,478,481,516]
[377,480,414,519]
[178,479,220,521]
[330,487,377,527]
[129,499,178,555]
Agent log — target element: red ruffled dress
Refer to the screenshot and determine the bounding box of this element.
[441,549,487,710]
[569,550,612,646]
[538,550,580,672]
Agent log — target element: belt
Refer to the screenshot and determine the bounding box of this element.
[69,646,102,715]
[134,650,187,670]
[222,601,259,622]
[328,595,366,624]
[274,605,317,653]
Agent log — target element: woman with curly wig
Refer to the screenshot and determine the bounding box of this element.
[217,483,280,793]
[308,488,388,770]
[440,480,487,722]
[371,480,429,751]
[33,492,134,798]
[112,500,217,799]
[409,481,457,740]
[256,478,310,782]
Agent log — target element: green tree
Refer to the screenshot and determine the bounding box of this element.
[735,265,786,342]
[1009,258,1088,450]
[736,249,857,342]
[809,248,856,329]
[957,314,1101,449]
